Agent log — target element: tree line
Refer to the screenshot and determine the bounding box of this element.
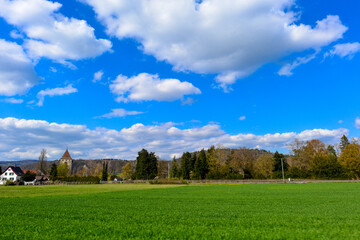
[133,135,360,180]
[26,134,360,182]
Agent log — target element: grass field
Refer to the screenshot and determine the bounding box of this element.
[1,183,360,239]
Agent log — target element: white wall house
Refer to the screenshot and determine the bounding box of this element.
[0,166,24,185]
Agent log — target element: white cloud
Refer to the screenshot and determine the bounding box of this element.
[0,39,39,96]
[325,42,360,59]
[278,51,318,76]
[0,0,112,64]
[0,117,348,160]
[239,116,246,121]
[181,97,196,106]
[338,120,343,124]
[93,70,104,82]
[84,0,347,88]
[36,84,78,106]
[9,30,23,39]
[110,73,201,103]
[2,98,23,104]
[356,117,360,129]
[97,108,143,118]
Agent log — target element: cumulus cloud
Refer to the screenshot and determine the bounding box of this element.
[0,39,39,96]
[356,117,360,129]
[110,73,201,103]
[84,0,347,88]
[97,108,143,118]
[0,0,112,64]
[239,116,246,121]
[324,42,360,59]
[93,70,104,82]
[1,98,23,104]
[0,117,348,160]
[36,84,78,106]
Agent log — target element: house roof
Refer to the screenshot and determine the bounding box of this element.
[35,175,49,181]
[1,166,24,176]
[61,149,72,160]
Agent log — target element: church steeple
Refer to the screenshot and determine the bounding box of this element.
[59,148,73,175]
[61,148,72,160]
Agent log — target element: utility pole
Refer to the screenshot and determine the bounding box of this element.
[168,162,170,179]
[281,157,285,183]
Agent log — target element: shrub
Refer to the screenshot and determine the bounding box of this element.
[5,180,16,186]
[22,171,36,181]
[149,179,189,184]
[52,175,100,184]
[110,174,117,181]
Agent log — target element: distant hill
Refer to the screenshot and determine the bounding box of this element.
[0,160,38,170]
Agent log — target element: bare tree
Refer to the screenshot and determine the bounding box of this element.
[37,149,47,176]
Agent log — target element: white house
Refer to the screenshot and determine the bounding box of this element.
[0,166,24,185]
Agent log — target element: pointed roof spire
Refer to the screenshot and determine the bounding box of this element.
[61,149,72,160]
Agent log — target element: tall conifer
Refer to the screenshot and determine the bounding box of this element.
[194,149,209,179]
[181,152,191,179]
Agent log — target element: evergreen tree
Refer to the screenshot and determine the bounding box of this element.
[170,157,179,178]
[148,152,158,179]
[135,149,158,180]
[340,135,350,152]
[101,162,108,181]
[49,162,58,180]
[135,149,147,179]
[273,151,288,172]
[327,145,337,156]
[190,153,197,171]
[180,152,191,179]
[194,149,209,179]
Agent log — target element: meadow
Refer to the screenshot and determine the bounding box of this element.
[1,183,360,239]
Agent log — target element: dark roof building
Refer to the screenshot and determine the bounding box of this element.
[1,166,24,176]
[1,166,25,185]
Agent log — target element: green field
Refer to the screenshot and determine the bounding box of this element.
[1,183,360,239]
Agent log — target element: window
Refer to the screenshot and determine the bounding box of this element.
[4,173,7,176]
[10,178,14,181]
[9,173,14,176]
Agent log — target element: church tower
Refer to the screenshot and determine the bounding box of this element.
[59,149,73,175]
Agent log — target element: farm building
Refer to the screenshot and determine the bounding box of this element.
[0,166,24,185]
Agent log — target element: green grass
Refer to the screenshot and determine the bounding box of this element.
[1,183,360,239]
[0,183,179,198]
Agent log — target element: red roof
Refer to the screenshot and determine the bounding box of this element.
[61,149,72,159]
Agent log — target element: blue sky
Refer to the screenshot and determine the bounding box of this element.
[0,0,359,160]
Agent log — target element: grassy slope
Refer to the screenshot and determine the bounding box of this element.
[0,183,360,239]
